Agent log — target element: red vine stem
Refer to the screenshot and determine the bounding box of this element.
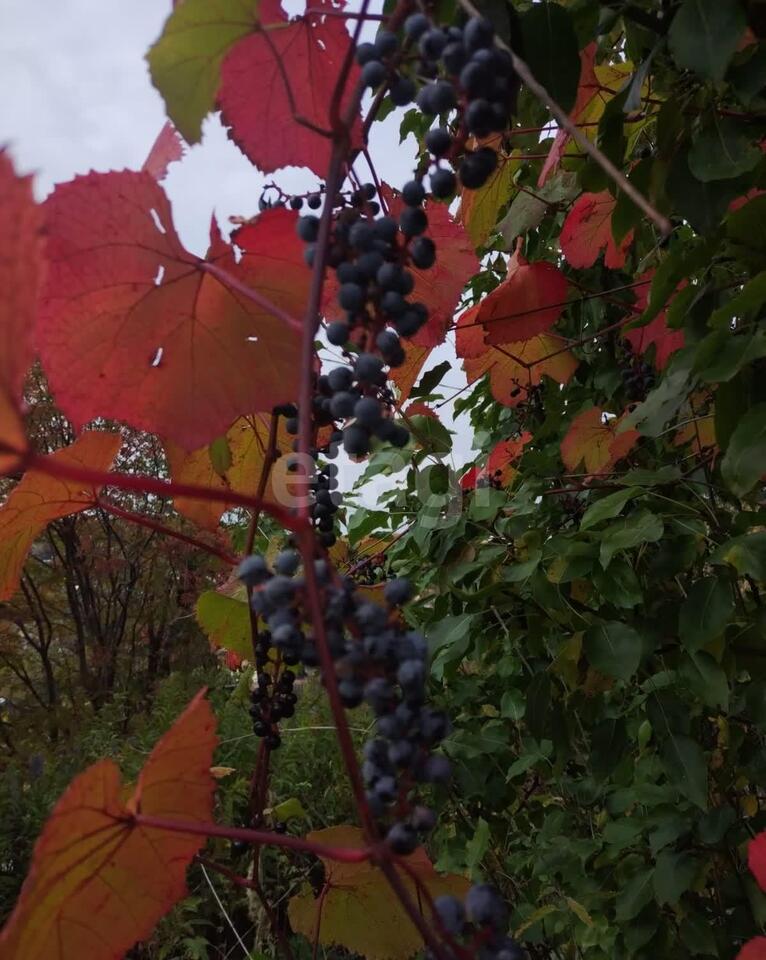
[200,261,303,334]
[455,0,672,235]
[3,446,308,535]
[97,499,237,565]
[377,858,455,960]
[133,813,373,862]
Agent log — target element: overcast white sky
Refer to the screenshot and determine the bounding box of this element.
[0,0,476,505]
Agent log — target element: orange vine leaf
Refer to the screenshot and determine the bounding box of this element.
[560,191,634,270]
[462,335,578,407]
[0,431,122,601]
[0,689,218,960]
[560,406,639,475]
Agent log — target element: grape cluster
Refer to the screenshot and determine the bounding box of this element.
[357,15,516,193]
[433,886,524,960]
[247,664,297,751]
[295,182,444,457]
[237,556,452,857]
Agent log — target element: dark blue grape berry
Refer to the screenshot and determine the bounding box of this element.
[419,29,447,60]
[355,353,384,382]
[354,397,383,428]
[355,41,377,65]
[326,321,349,346]
[435,894,466,935]
[386,822,418,854]
[343,425,370,456]
[274,549,300,576]
[443,41,467,74]
[399,206,428,237]
[339,282,366,311]
[402,179,426,207]
[410,236,436,269]
[361,59,387,89]
[297,215,320,242]
[330,391,357,419]
[466,883,508,932]
[390,75,416,106]
[374,30,398,59]
[430,168,456,199]
[238,554,270,586]
[327,366,353,392]
[463,16,495,52]
[384,577,412,606]
[425,127,452,157]
[404,12,430,40]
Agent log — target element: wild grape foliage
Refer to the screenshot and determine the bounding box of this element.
[2,0,766,958]
[234,12,527,956]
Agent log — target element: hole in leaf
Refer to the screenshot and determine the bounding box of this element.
[149,208,167,235]
[151,347,164,367]
[154,265,165,286]
[247,336,259,343]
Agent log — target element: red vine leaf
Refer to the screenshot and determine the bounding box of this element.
[0,689,218,960]
[142,121,185,182]
[0,432,122,601]
[381,185,479,346]
[165,414,291,531]
[455,306,489,359]
[749,832,766,892]
[460,466,479,491]
[0,151,45,471]
[462,432,532,490]
[287,825,470,960]
[560,191,634,270]
[38,172,307,450]
[624,270,685,370]
[482,241,569,345]
[739,940,766,960]
[462,335,578,407]
[219,0,363,176]
[560,407,639,475]
[404,401,438,420]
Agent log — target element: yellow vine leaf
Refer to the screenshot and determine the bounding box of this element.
[288,825,470,960]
